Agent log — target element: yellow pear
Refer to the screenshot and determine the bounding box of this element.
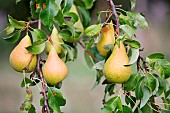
[45,26,63,56]
[97,23,115,56]
[103,41,131,83]
[42,46,68,86]
[9,34,37,73]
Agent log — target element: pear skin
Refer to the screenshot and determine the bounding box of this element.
[42,47,68,86]
[45,27,63,56]
[97,23,115,56]
[103,41,131,83]
[9,34,37,73]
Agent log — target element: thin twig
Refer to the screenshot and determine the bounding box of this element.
[37,54,50,113]
[149,100,162,111]
[78,41,99,62]
[107,0,120,36]
[37,16,50,113]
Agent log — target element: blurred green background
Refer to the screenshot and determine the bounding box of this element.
[0,0,170,113]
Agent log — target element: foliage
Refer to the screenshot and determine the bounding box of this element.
[1,0,170,113]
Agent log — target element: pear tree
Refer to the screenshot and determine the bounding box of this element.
[1,0,170,113]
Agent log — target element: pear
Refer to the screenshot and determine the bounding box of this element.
[103,41,131,83]
[69,4,84,31]
[45,26,63,56]
[9,34,37,73]
[97,23,115,56]
[67,4,84,42]
[42,46,68,86]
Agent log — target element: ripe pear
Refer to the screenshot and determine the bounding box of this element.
[45,27,63,56]
[9,34,37,73]
[97,23,115,56]
[103,41,132,83]
[42,46,68,86]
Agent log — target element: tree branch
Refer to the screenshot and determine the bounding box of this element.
[107,0,120,36]
[37,17,50,113]
[78,41,99,63]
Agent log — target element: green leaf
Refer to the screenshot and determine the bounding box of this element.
[117,97,123,111]
[134,107,142,113]
[104,84,115,96]
[58,30,72,42]
[160,110,170,113]
[140,86,152,108]
[85,38,95,49]
[85,24,102,37]
[125,96,136,108]
[141,103,153,113]
[104,96,118,111]
[117,105,133,113]
[120,24,136,37]
[124,40,141,49]
[62,0,73,13]
[21,77,32,88]
[101,107,112,113]
[62,44,74,61]
[48,87,66,113]
[84,51,94,68]
[160,64,170,79]
[127,12,149,29]
[8,15,26,29]
[93,60,105,70]
[125,48,139,66]
[33,29,47,40]
[135,76,145,99]
[26,40,45,54]
[77,6,91,28]
[125,73,140,91]
[6,24,15,35]
[162,97,170,110]
[40,97,44,106]
[147,53,165,60]
[4,30,21,43]
[83,0,95,9]
[40,0,59,29]
[20,88,33,111]
[130,0,137,10]
[146,73,157,92]
[165,90,170,99]
[28,105,36,113]
[30,0,38,19]
[156,77,166,96]
[54,10,64,26]
[104,96,122,111]
[64,12,79,25]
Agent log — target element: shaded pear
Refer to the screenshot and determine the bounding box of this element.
[45,27,63,56]
[9,34,37,73]
[103,41,132,83]
[97,23,115,56]
[42,46,68,86]
[67,4,84,42]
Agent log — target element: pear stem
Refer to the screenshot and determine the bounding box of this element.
[107,0,120,36]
